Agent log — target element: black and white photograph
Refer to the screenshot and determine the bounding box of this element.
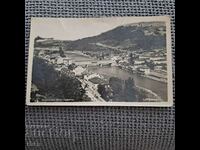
[26,16,173,106]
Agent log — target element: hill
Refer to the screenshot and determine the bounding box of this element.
[64,21,166,52]
[34,21,166,52]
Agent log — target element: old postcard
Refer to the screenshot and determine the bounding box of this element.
[26,16,173,106]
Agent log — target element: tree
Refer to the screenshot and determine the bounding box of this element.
[34,36,44,47]
[115,59,120,64]
[30,83,39,102]
[129,53,134,65]
[124,77,137,101]
[98,84,107,100]
[34,36,43,43]
[102,52,105,59]
[59,46,66,57]
[56,74,85,101]
[68,63,77,70]
[98,84,113,101]
[109,77,123,95]
[32,56,85,101]
[146,60,154,70]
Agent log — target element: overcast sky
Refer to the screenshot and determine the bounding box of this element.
[31,17,168,41]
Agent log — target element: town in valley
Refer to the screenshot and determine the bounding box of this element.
[29,19,169,103]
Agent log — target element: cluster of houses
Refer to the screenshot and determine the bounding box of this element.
[35,47,168,84]
[113,49,168,82]
[38,51,72,66]
[36,49,106,84]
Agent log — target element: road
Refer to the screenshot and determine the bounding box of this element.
[77,78,105,102]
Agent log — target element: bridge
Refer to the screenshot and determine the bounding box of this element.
[73,59,115,67]
[65,51,116,67]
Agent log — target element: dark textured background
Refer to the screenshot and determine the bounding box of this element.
[25,0,175,150]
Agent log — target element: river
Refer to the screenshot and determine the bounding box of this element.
[88,66,167,101]
[65,51,167,101]
[65,51,95,61]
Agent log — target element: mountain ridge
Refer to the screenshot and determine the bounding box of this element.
[35,22,166,52]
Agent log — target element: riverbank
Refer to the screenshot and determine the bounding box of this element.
[77,77,105,102]
[115,66,166,101]
[116,65,167,83]
[85,66,164,102]
[87,66,167,101]
[136,86,162,102]
[141,74,167,83]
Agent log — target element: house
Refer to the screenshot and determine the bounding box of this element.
[50,53,59,59]
[60,67,75,77]
[134,59,145,65]
[154,65,163,70]
[111,56,120,61]
[84,73,102,80]
[149,70,167,79]
[138,67,150,75]
[150,57,165,61]
[153,60,167,65]
[38,51,45,57]
[54,67,62,72]
[139,55,150,60]
[56,56,72,66]
[72,66,86,76]
[130,66,136,71]
[119,60,129,66]
[44,55,50,61]
[56,56,64,64]
[50,58,56,64]
[63,58,72,65]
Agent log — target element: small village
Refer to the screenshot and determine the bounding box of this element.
[34,45,167,102]
[36,44,167,82]
[112,48,168,83]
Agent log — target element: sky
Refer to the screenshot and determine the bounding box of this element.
[31,16,169,41]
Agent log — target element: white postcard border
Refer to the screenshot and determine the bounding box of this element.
[26,16,173,107]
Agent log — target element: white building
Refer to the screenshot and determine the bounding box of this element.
[72,66,86,76]
[149,70,167,79]
[154,65,163,70]
[84,73,102,80]
[139,55,150,59]
[56,56,72,66]
[130,66,136,71]
[139,67,150,75]
[56,57,63,64]
[119,59,129,64]
[63,58,72,65]
[153,60,167,65]
[150,57,165,61]
[111,56,120,61]
[43,55,50,61]
[38,51,45,57]
[50,58,56,64]
[134,60,145,65]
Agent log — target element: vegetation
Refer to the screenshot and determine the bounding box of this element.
[31,56,86,102]
[68,63,77,70]
[62,23,166,52]
[59,46,66,57]
[97,84,113,101]
[89,77,106,84]
[98,77,147,102]
[124,78,137,101]
[128,53,134,65]
[146,60,154,70]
